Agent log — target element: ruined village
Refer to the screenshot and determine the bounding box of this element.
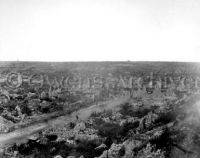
[0,62,200,158]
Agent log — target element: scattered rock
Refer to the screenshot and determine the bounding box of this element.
[67,156,76,158]
[123,139,143,156]
[95,144,107,150]
[74,122,86,132]
[0,116,13,133]
[54,155,63,158]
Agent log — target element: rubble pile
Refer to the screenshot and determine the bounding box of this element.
[0,62,200,158]
[0,88,200,158]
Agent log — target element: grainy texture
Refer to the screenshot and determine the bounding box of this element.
[0,62,200,158]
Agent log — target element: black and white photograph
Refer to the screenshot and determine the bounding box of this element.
[0,0,200,158]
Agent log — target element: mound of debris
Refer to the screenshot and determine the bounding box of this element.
[1,87,200,158]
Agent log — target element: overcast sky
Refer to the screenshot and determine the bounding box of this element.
[0,0,200,61]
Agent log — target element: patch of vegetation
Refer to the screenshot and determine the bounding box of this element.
[119,102,151,118]
[120,121,140,137]
[96,122,122,141]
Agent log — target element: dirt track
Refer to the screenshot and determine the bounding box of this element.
[0,95,130,147]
